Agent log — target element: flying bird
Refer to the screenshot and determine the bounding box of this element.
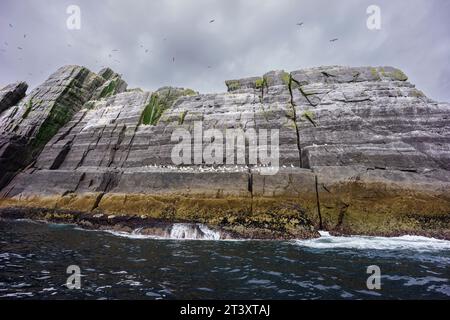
[9,23,13,28]
[172,57,175,62]
[23,34,27,38]
[296,22,304,26]
[330,38,339,42]
[112,49,119,52]
[17,46,23,50]
[209,19,215,23]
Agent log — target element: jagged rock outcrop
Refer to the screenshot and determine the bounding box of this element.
[0,65,449,239]
[0,65,119,189]
[0,82,28,114]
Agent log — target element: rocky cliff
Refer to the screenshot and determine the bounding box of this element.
[0,65,449,239]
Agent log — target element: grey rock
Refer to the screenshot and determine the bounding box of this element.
[0,81,28,114]
[0,65,106,189]
[1,65,449,238]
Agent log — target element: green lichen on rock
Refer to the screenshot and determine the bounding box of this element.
[255,78,265,89]
[32,102,73,148]
[370,68,381,80]
[178,110,188,125]
[140,87,195,126]
[226,80,241,91]
[181,88,198,96]
[281,72,291,86]
[410,89,425,98]
[99,80,118,99]
[83,101,96,110]
[379,67,408,81]
[301,110,317,127]
[22,98,33,119]
[392,69,408,81]
[140,94,162,125]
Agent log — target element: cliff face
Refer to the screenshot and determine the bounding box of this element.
[0,82,28,114]
[0,65,449,239]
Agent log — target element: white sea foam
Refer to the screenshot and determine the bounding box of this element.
[105,223,221,241]
[294,231,450,251]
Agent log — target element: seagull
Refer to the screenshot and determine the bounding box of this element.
[9,23,13,28]
[112,49,119,52]
[172,57,175,62]
[209,19,215,23]
[296,22,304,26]
[23,34,27,38]
[17,46,23,50]
[330,38,339,42]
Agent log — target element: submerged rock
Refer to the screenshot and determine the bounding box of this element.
[0,65,449,239]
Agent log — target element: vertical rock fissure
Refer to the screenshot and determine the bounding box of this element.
[287,74,304,168]
[49,141,71,170]
[107,124,127,168]
[314,175,323,230]
[292,78,318,108]
[91,192,105,211]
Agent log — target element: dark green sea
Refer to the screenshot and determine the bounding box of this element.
[0,219,449,300]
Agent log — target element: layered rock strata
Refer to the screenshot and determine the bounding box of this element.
[0,65,449,239]
[0,81,28,114]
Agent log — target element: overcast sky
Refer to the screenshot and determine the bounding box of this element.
[1,0,449,101]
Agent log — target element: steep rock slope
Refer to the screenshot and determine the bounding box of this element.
[1,65,449,239]
[0,66,126,189]
[0,82,28,114]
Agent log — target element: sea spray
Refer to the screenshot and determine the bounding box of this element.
[294,231,450,251]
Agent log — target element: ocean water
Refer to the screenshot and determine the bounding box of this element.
[0,219,449,300]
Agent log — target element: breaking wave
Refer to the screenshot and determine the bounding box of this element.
[294,231,450,251]
[105,223,221,241]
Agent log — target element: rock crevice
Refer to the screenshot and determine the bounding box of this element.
[0,65,449,239]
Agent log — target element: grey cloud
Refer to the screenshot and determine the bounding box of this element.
[0,0,449,101]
